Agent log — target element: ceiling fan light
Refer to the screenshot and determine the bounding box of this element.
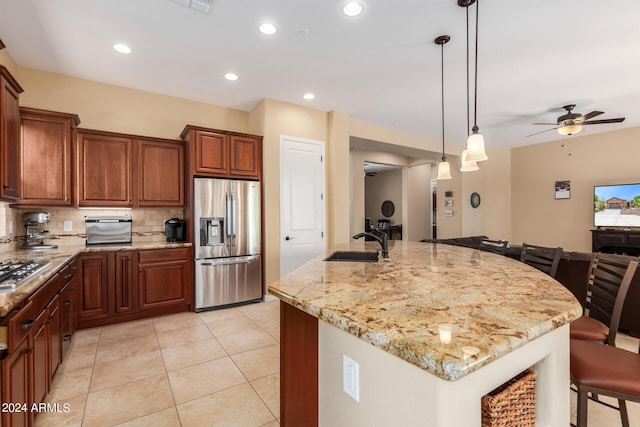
[437,161,452,180]
[558,124,582,136]
[460,149,479,172]
[465,132,488,162]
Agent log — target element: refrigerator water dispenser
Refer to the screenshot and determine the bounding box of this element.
[200,217,225,246]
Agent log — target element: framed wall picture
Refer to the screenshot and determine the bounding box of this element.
[555,180,571,199]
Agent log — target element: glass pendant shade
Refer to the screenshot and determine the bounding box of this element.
[460,149,479,172]
[465,132,488,162]
[557,124,582,136]
[437,160,452,180]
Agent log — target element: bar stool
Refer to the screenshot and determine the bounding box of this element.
[519,242,563,279]
[570,254,638,346]
[570,335,640,427]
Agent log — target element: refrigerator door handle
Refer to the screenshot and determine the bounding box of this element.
[200,256,259,266]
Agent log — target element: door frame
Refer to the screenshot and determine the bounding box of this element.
[279,135,326,278]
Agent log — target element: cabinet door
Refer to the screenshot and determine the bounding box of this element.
[0,70,22,201]
[114,251,137,314]
[78,254,110,322]
[1,337,30,427]
[138,260,188,310]
[31,310,48,409]
[77,130,134,206]
[194,130,228,175]
[19,108,78,206]
[47,295,62,381]
[137,138,184,206]
[230,134,261,178]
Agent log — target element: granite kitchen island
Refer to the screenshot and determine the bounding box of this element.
[268,241,582,427]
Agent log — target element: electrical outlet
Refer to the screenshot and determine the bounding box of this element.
[8,221,13,235]
[343,355,360,402]
[63,221,73,232]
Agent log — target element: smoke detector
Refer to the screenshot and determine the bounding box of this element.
[171,0,214,14]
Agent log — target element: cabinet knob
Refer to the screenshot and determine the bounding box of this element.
[63,300,72,306]
[25,348,33,354]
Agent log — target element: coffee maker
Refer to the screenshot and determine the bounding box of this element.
[22,212,58,250]
[164,218,186,242]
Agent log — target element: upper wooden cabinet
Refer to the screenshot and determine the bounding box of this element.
[17,107,80,206]
[76,129,134,207]
[137,137,184,206]
[181,125,262,179]
[76,129,185,207]
[0,65,24,201]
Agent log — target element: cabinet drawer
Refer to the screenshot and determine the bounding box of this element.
[628,234,640,246]
[139,248,189,264]
[8,301,37,352]
[29,273,61,310]
[59,258,79,282]
[596,233,627,245]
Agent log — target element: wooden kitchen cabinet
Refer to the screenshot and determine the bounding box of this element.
[138,248,190,311]
[181,125,262,179]
[17,107,80,206]
[76,129,134,207]
[76,129,186,207]
[78,253,110,322]
[2,336,30,427]
[1,272,66,427]
[78,249,191,329]
[137,137,185,207]
[0,65,24,201]
[114,251,138,314]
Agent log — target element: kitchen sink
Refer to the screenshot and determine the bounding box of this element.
[324,251,379,262]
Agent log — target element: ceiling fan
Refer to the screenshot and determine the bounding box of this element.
[526,104,625,137]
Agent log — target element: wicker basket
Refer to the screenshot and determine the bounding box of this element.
[481,369,537,427]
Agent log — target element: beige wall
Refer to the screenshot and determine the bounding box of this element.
[406,162,432,241]
[460,147,512,241]
[365,168,403,227]
[511,126,640,252]
[17,67,249,139]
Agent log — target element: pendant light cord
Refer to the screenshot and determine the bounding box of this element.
[472,0,479,133]
[441,40,446,162]
[466,6,470,138]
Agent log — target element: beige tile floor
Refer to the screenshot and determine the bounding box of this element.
[33,298,640,426]
[36,299,281,427]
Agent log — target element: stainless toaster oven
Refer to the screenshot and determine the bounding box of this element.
[85,216,132,245]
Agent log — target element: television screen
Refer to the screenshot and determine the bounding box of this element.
[594,183,640,227]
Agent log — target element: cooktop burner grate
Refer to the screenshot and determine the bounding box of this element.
[0,260,51,290]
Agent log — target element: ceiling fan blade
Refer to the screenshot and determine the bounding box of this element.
[526,127,559,137]
[531,122,558,125]
[582,118,626,125]
[581,111,604,121]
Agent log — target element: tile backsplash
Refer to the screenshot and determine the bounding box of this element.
[0,202,184,253]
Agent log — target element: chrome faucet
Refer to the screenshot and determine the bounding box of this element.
[353,229,389,258]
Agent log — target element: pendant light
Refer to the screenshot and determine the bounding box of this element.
[460,2,479,172]
[436,35,452,180]
[459,0,488,162]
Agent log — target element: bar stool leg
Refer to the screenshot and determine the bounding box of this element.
[619,399,630,427]
[576,387,588,427]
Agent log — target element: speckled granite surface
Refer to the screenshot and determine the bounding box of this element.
[268,240,582,381]
[0,242,192,317]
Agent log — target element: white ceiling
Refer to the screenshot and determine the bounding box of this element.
[1,0,640,152]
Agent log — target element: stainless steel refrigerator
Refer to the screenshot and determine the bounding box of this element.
[194,178,262,311]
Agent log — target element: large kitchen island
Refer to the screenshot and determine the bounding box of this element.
[268,241,582,427]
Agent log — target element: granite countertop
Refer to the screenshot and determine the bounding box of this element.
[268,240,582,381]
[0,242,192,317]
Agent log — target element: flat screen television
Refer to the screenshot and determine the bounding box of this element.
[594,183,640,227]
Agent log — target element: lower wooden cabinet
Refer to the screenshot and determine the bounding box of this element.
[1,270,72,427]
[78,248,192,328]
[138,248,190,311]
[2,337,30,427]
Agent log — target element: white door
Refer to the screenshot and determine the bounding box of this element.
[280,136,326,276]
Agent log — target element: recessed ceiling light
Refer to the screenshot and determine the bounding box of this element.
[343,2,364,17]
[113,43,132,54]
[303,93,315,100]
[258,23,277,35]
[224,73,238,81]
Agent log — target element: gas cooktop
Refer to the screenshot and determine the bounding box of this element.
[0,259,51,291]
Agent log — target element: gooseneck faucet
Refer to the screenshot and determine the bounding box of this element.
[353,229,389,259]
